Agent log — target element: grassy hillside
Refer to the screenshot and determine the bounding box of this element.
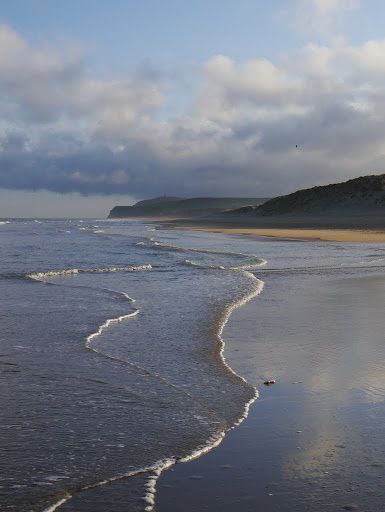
[228,174,385,217]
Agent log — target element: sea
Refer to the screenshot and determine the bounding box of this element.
[1,218,385,511]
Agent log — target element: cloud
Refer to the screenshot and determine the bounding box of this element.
[287,0,360,38]
[1,24,385,199]
[198,55,305,120]
[0,25,163,125]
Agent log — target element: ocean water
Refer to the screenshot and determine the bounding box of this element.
[1,219,385,511]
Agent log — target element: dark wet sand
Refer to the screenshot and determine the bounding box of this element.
[156,265,385,512]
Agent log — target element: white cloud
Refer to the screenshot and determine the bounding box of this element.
[1,24,385,198]
[287,0,360,38]
[0,25,164,125]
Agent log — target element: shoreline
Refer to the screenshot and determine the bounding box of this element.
[163,223,385,243]
[109,213,385,242]
[155,234,385,511]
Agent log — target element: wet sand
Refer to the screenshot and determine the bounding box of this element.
[156,258,385,511]
[177,226,385,242]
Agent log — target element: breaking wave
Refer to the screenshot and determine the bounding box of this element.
[27,264,152,281]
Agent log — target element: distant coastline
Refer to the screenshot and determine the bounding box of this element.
[109,174,385,242]
[108,196,268,218]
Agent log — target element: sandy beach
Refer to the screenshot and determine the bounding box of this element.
[160,214,385,242]
[176,226,385,242]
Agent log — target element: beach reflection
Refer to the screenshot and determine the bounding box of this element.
[246,269,385,507]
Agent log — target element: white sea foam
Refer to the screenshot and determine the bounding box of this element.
[44,415,257,512]
[85,308,139,348]
[84,265,152,273]
[139,240,186,252]
[217,270,264,392]
[184,259,226,270]
[27,264,152,281]
[28,268,80,281]
[42,494,71,512]
[84,291,203,401]
[183,256,267,272]
[0,220,10,225]
[42,458,175,512]
[232,258,267,271]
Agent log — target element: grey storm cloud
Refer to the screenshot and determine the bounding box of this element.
[1,23,385,199]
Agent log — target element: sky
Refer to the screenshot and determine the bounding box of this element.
[1,0,385,217]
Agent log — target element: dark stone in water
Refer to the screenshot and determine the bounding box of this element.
[264,380,276,386]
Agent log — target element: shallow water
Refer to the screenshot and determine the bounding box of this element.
[1,219,385,511]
